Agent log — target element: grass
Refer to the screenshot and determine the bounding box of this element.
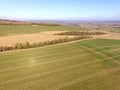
[0,39,120,90]
[0,25,88,36]
[102,27,120,33]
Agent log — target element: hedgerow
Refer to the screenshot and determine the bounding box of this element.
[0,36,91,52]
[55,31,106,35]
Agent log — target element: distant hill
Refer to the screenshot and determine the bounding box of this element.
[0,19,31,25]
[0,19,61,26]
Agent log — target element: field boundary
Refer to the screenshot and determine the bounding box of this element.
[1,46,120,64]
[0,38,94,54]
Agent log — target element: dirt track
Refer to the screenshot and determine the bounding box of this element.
[94,32,120,40]
[0,31,120,47]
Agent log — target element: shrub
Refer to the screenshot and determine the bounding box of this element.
[14,43,24,49]
[0,46,13,52]
[24,42,31,49]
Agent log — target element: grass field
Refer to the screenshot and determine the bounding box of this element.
[102,27,120,33]
[0,25,88,36]
[0,39,120,90]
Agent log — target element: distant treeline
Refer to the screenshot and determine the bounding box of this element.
[0,21,30,25]
[55,31,106,35]
[30,23,61,26]
[0,36,91,52]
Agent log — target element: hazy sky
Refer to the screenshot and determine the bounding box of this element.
[0,0,120,20]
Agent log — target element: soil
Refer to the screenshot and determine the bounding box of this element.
[0,31,119,47]
[0,31,73,47]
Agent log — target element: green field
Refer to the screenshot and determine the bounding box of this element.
[0,39,120,90]
[0,25,88,36]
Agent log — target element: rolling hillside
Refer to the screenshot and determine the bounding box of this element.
[0,39,120,90]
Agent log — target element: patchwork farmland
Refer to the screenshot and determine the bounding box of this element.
[0,36,120,90]
[0,35,120,90]
[0,0,120,89]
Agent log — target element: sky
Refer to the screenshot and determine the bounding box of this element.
[0,0,120,20]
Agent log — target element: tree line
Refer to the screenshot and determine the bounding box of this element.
[0,36,91,52]
[55,31,106,35]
